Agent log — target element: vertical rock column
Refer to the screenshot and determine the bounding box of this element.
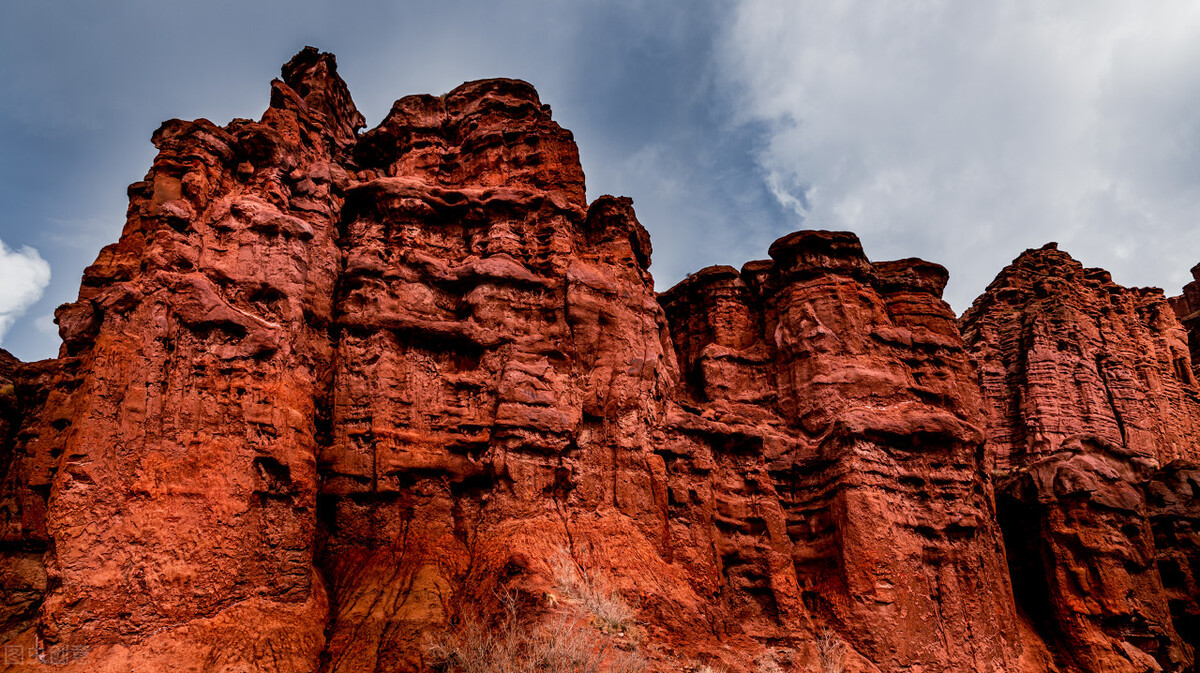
[316,79,678,671]
[759,233,1029,671]
[28,48,362,671]
[963,244,1200,672]
[1169,263,1200,379]
[1146,463,1200,668]
[657,263,807,661]
[0,351,56,641]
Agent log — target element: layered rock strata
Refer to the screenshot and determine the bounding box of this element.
[656,242,1051,671]
[0,48,1197,673]
[962,244,1200,673]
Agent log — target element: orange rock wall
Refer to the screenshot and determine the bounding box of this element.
[962,244,1200,672]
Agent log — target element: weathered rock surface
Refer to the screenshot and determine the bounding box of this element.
[655,240,1054,672]
[0,349,43,639]
[1170,263,1200,379]
[963,244,1200,672]
[0,48,1197,673]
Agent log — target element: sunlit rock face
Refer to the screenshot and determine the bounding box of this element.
[0,48,1197,673]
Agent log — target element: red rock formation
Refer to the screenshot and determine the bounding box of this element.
[0,349,42,639]
[963,244,1200,673]
[317,82,675,671]
[0,48,1197,673]
[659,239,1052,671]
[1147,461,1200,667]
[3,46,364,671]
[0,349,81,663]
[0,47,687,673]
[1170,263,1200,378]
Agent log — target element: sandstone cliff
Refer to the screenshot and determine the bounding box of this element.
[962,244,1200,672]
[1,48,1197,673]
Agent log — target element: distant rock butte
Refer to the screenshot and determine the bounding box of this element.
[0,48,1197,672]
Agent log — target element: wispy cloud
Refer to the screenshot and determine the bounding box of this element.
[717,0,1200,309]
[0,239,51,346]
[5,0,1199,365]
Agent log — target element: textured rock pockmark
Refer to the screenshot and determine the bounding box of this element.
[0,48,1197,673]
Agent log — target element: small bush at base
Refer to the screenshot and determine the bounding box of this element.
[548,549,636,634]
[815,627,844,673]
[430,548,644,672]
[429,612,645,673]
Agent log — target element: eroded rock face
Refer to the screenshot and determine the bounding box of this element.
[317,89,674,671]
[1147,462,1200,667]
[962,244,1200,470]
[1170,263,1200,379]
[3,46,365,671]
[658,239,1052,671]
[0,350,45,639]
[963,244,1200,673]
[998,447,1186,672]
[0,48,1196,673]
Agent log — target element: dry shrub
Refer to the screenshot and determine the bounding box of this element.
[548,548,635,634]
[815,626,844,673]
[529,616,646,673]
[427,619,498,673]
[429,557,645,673]
[429,614,646,673]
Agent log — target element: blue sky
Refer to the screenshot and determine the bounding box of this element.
[2,1,1199,361]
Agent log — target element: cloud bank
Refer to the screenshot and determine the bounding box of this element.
[718,0,1200,310]
[0,239,51,346]
[4,0,1200,360]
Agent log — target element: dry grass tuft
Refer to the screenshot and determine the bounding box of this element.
[815,626,844,673]
[429,550,644,673]
[429,613,645,673]
[548,548,636,634]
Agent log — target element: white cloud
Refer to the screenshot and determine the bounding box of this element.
[33,311,59,337]
[0,239,51,345]
[717,0,1200,310]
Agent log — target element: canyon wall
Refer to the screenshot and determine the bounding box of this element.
[962,245,1200,672]
[1,49,1197,673]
